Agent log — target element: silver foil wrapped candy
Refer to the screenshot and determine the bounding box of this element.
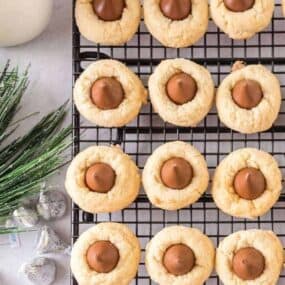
[36,190,66,221]
[36,226,70,255]
[20,257,56,285]
[13,206,39,228]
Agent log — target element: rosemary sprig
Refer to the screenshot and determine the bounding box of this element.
[0,62,71,234]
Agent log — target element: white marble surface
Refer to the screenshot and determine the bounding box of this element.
[0,1,72,284]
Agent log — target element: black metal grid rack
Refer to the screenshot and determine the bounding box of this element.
[72,1,285,284]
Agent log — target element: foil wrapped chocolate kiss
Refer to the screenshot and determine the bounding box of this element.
[13,206,39,228]
[20,257,56,285]
[37,190,67,221]
[36,226,70,255]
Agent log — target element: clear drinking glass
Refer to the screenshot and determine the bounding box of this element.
[0,0,53,47]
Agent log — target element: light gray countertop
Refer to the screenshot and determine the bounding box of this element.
[0,1,72,284]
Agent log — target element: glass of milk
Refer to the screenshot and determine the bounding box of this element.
[0,0,53,47]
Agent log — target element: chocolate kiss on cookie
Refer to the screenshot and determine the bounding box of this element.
[233,167,266,200]
[163,244,195,276]
[93,0,125,21]
[85,163,116,193]
[91,77,124,110]
[232,247,265,280]
[232,79,263,109]
[160,157,193,189]
[166,72,197,105]
[160,0,192,21]
[224,0,255,12]
[87,241,120,273]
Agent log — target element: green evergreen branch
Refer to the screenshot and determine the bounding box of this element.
[0,62,71,234]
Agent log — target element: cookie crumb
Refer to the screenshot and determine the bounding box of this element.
[232,61,246,72]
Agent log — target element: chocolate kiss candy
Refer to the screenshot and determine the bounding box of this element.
[233,167,266,200]
[160,157,193,189]
[91,77,124,110]
[160,0,192,21]
[163,244,195,275]
[232,247,265,280]
[224,0,255,12]
[93,0,125,21]
[232,79,263,109]
[20,257,56,285]
[13,206,39,228]
[37,190,67,220]
[87,241,120,273]
[85,163,116,193]
[166,72,197,105]
[36,226,70,255]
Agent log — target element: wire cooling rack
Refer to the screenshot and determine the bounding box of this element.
[72,1,285,284]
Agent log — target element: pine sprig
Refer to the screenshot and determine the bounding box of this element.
[0,102,69,176]
[0,62,29,136]
[0,227,35,235]
[0,62,71,233]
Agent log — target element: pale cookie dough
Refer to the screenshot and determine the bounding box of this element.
[145,226,215,285]
[210,0,274,40]
[212,148,282,219]
[142,141,209,210]
[75,0,141,45]
[216,64,281,134]
[216,229,284,285]
[74,59,147,127]
[283,0,285,16]
[71,222,141,285]
[65,145,140,213]
[143,0,209,48]
[148,59,215,127]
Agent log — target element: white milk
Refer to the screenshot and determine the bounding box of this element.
[0,0,53,47]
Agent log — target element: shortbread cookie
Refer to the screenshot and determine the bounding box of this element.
[212,148,282,219]
[148,59,215,127]
[74,60,147,127]
[210,0,274,40]
[71,223,140,285]
[75,0,141,45]
[283,0,285,16]
[142,141,209,210]
[65,145,140,213]
[144,0,209,48]
[216,229,284,285]
[216,63,281,134]
[145,226,215,285]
